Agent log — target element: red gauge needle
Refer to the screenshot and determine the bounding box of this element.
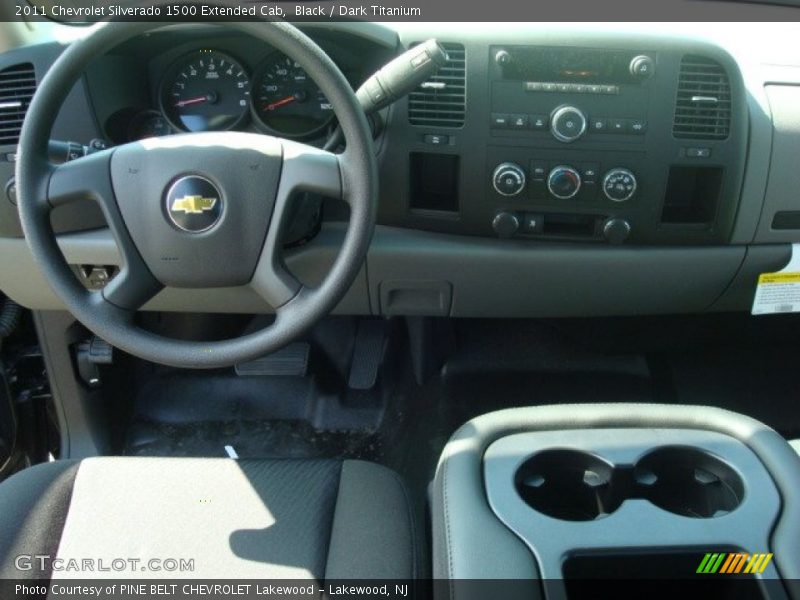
[174,95,211,108]
[264,95,297,111]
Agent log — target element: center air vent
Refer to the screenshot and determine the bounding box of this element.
[408,42,465,128]
[673,55,731,140]
[0,63,36,146]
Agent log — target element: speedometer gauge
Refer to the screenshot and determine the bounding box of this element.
[161,51,250,132]
[252,54,334,138]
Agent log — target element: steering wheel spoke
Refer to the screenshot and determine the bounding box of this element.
[48,149,163,311]
[250,141,342,308]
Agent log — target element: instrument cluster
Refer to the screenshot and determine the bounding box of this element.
[127,48,337,141]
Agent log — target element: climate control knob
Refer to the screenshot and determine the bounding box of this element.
[550,105,587,143]
[602,168,637,202]
[492,162,526,197]
[547,165,582,199]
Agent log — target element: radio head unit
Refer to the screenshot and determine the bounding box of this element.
[493,45,654,85]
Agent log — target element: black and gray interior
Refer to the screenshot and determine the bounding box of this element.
[0,14,799,599]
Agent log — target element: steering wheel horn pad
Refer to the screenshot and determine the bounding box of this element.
[16,19,377,368]
[111,132,282,289]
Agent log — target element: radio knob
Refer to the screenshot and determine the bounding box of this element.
[492,162,526,197]
[494,49,512,66]
[547,165,582,199]
[492,211,520,238]
[602,168,638,202]
[629,55,655,79]
[550,105,587,143]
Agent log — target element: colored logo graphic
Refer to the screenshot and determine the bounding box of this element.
[164,175,222,233]
[696,552,773,574]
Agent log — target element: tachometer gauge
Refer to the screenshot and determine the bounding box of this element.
[161,50,250,132]
[252,53,334,138]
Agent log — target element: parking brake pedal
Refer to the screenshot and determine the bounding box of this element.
[348,320,388,390]
[75,336,113,388]
[235,343,309,377]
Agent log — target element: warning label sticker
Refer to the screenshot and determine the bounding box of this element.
[752,244,800,315]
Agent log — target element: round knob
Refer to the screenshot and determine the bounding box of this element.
[547,165,582,200]
[492,211,520,239]
[602,168,637,203]
[550,105,587,143]
[492,162,526,197]
[603,218,631,245]
[494,49,512,66]
[629,55,655,79]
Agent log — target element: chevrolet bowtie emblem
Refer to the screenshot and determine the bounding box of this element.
[171,195,218,214]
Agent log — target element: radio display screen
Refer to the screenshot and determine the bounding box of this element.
[499,46,641,84]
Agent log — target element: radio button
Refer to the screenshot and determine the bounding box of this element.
[530,114,548,130]
[491,113,510,129]
[630,55,655,79]
[590,118,609,133]
[609,118,627,133]
[629,119,647,134]
[509,114,529,129]
[551,105,588,143]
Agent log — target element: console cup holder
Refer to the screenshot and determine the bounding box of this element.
[514,446,744,521]
[635,446,744,519]
[515,449,621,521]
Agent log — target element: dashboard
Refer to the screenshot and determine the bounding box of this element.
[0,22,799,318]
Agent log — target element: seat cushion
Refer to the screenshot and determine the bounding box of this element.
[0,457,417,580]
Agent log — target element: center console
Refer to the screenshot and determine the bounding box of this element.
[383,36,749,246]
[432,404,800,600]
[484,45,746,245]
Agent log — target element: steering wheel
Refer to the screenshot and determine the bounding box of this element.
[15,20,377,369]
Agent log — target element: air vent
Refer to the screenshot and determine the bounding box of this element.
[408,42,465,128]
[0,63,36,146]
[673,55,731,140]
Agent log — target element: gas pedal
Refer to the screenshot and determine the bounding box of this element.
[348,319,387,390]
[235,342,309,377]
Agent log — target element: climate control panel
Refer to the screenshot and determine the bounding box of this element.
[488,159,639,204]
[485,146,645,243]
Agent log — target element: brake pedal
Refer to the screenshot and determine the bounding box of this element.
[235,342,309,377]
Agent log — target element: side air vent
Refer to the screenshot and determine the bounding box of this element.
[0,63,36,146]
[673,55,731,140]
[408,42,465,128]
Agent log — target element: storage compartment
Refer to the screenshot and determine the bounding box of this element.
[409,152,460,213]
[514,445,744,521]
[661,166,723,225]
[564,553,766,599]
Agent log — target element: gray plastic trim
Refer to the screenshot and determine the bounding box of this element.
[755,85,800,244]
